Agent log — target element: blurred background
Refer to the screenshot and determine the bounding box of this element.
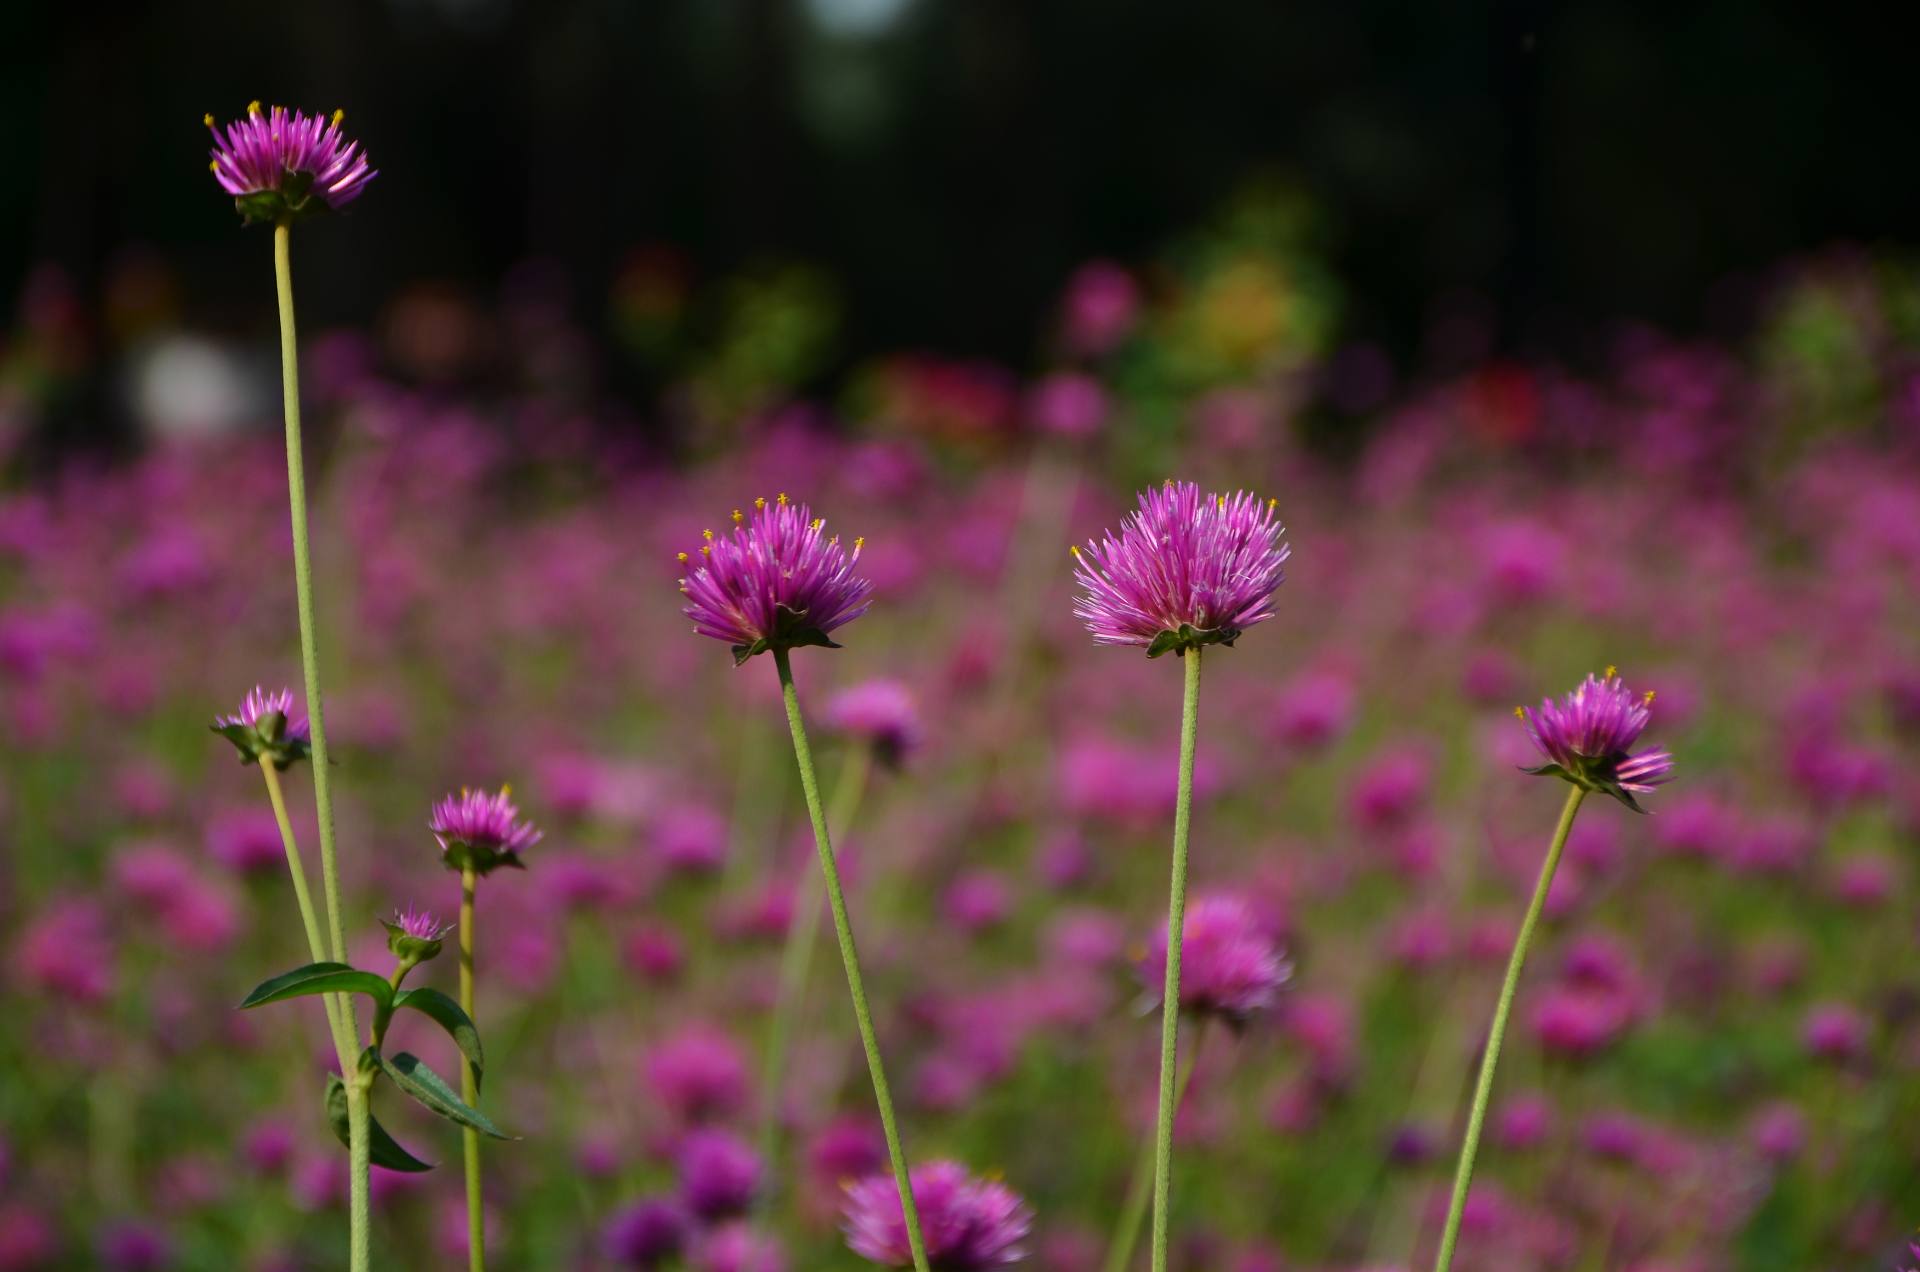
[3,3,1920,1270]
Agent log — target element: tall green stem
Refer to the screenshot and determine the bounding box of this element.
[346,1078,372,1270]
[1149,647,1204,1272]
[272,220,367,1272]
[1106,1017,1208,1272]
[771,649,929,1272]
[757,746,872,1216]
[259,763,352,1067]
[1431,783,1586,1272]
[460,866,485,1272]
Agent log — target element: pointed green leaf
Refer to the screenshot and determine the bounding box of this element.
[324,1074,434,1172]
[240,963,394,1011]
[393,988,484,1090]
[377,1051,512,1140]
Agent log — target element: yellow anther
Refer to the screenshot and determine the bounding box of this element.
[500,783,512,798]
[777,492,789,506]
[754,496,767,510]
[700,545,711,555]
[1069,544,1082,559]
[731,508,744,523]
[1514,706,1526,719]
[676,552,689,563]
[1218,494,1227,510]
[1268,497,1278,513]
[811,518,823,531]
[1604,664,1617,680]
[247,100,262,116]
[209,160,219,173]
[331,109,345,127]
[702,528,714,541]
[1644,689,1657,705]
[853,536,865,550]
[203,113,215,127]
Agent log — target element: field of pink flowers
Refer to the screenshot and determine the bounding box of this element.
[3,172,1920,1270]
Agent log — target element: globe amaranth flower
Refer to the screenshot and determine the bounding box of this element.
[211,685,311,770]
[824,678,922,767]
[1517,667,1675,811]
[1138,893,1292,1027]
[430,785,541,875]
[1072,480,1288,657]
[842,1160,1032,1271]
[679,495,874,664]
[205,102,375,225]
[382,903,453,968]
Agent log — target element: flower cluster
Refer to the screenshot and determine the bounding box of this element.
[1072,480,1288,656]
[679,495,874,663]
[211,685,311,770]
[429,786,542,875]
[1518,667,1675,810]
[205,103,376,224]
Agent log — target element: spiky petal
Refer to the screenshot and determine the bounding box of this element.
[205,103,375,223]
[1072,481,1288,657]
[1518,669,1675,810]
[678,496,874,663]
[841,1161,1032,1270]
[211,684,311,769]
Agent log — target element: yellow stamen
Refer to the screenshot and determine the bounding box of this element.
[247,100,262,116]
[811,518,823,531]
[1644,689,1657,705]
[700,545,711,555]
[209,160,219,173]
[676,552,689,563]
[1514,706,1526,719]
[853,536,865,550]
[1218,494,1227,510]
[500,783,512,798]
[331,109,345,127]
[203,113,215,127]
[777,492,789,506]
[702,528,714,541]
[1604,664,1617,679]
[1069,544,1082,559]
[1268,497,1278,513]
[754,496,767,510]
[731,508,744,523]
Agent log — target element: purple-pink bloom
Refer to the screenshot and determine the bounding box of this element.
[1139,893,1291,1024]
[205,103,375,222]
[645,1026,750,1123]
[388,903,452,944]
[824,679,923,766]
[602,1197,688,1268]
[679,495,873,661]
[211,685,310,770]
[841,1160,1033,1270]
[430,785,541,874]
[676,1128,762,1220]
[691,1223,787,1272]
[1072,481,1288,656]
[1518,668,1674,809]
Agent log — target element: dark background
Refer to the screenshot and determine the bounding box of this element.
[3,0,1915,369]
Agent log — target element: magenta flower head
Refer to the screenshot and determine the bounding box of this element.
[1072,481,1288,657]
[842,1160,1032,1270]
[211,685,310,770]
[430,785,542,875]
[679,494,874,664]
[205,102,375,225]
[1517,667,1675,811]
[824,678,923,767]
[381,903,453,968]
[1139,893,1292,1027]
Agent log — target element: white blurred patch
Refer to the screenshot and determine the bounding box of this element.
[128,336,271,441]
[804,0,917,38]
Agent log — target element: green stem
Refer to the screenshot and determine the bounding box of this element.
[460,865,485,1272]
[772,648,929,1272]
[1106,1017,1208,1272]
[272,219,366,1272]
[1431,783,1586,1272]
[259,763,353,1068]
[1149,647,1204,1272]
[346,1076,372,1271]
[757,746,873,1218]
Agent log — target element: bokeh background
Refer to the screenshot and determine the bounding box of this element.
[4,2,1920,1269]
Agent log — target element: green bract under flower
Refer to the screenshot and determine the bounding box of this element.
[211,686,311,770]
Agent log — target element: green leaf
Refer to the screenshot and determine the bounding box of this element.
[240,963,394,1011]
[393,988,484,1090]
[324,1075,434,1172]
[377,1051,512,1139]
